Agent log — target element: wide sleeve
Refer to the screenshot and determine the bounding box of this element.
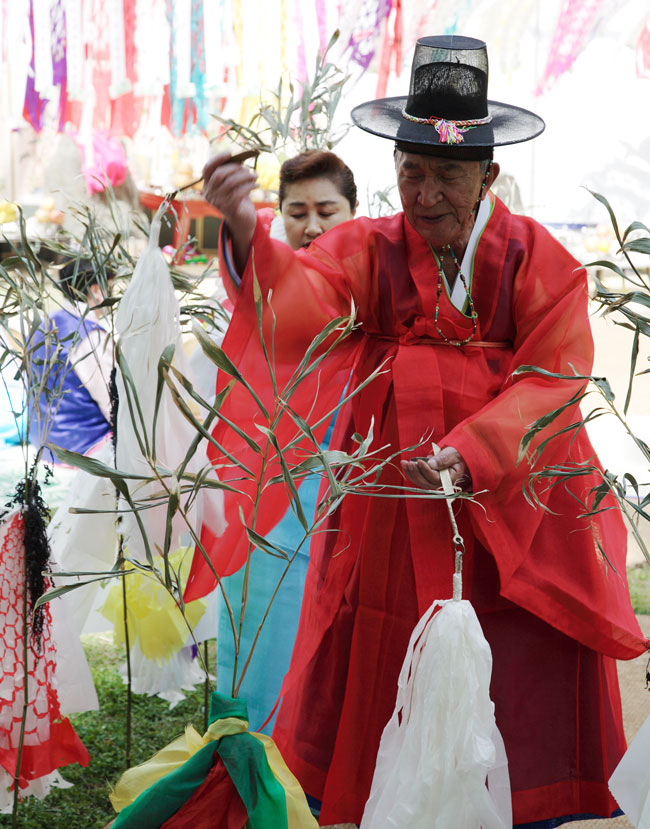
[444,220,593,496]
[186,216,371,599]
[218,213,373,355]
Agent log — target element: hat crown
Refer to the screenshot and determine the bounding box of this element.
[406,36,489,122]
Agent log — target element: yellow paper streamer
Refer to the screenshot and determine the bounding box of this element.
[101,548,206,663]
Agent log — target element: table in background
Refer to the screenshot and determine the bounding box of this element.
[138,192,276,263]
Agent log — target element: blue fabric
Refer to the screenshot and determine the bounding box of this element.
[217,421,335,734]
[0,370,26,445]
[28,309,111,460]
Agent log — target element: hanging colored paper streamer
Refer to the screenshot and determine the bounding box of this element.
[636,14,650,79]
[110,692,318,828]
[100,548,207,664]
[535,0,604,96]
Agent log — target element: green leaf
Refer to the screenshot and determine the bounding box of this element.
[47,445,142,498]
[586,189,621,245]
[153,342,177,461]
[622,238,650,256]
[624,326,639,415]
[251,264,277,397]
[512,364,592,381]
[192,320,270,418]
[242,523,289,560]
[622,221,650,242]
[35,571,129,609]
[255,423,309,530]
[583,259,629,280]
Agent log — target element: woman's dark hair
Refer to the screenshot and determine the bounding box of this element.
[279,150,357,210]
[58,257,114,301]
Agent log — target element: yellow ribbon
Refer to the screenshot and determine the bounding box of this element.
[110,716,317,827]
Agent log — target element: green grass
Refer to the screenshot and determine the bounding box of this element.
[628,564,650,615]
[3,635,212,829]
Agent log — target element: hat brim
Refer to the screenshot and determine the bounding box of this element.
[351,96,545,147]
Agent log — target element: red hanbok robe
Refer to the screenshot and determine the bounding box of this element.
[185,194,647,826]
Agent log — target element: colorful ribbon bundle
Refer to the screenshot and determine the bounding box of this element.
[110,692,317,828]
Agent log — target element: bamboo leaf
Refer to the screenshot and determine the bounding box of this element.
[622,238,650,256]
[251,265,277,396]
[512,364,592,381]
[586,189,621,245]
[35,572,129,608]
[192,320,270,418]
[622,221,650,242]
[255,423,309,530]
[242,523,290,560]
[47,445,142,496]
[624,326,639,415]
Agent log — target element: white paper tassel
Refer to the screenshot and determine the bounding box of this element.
[609,714,650,828]
[360,598,512,829]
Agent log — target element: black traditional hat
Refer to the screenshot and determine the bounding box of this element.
[351,35,544,153]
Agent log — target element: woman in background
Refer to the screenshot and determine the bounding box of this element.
[216,149,358,732]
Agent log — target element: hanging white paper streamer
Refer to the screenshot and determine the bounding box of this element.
[203,0,223,91]
[33,0,54,95]
[114,204,225,562]
[64,0,83,100]
[172,0,195,99]
[4,0,32,126]
[609,714,650,828]
[134,0,170,96]
[108,0,131,99]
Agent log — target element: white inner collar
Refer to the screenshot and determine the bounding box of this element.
[444,195,491,312]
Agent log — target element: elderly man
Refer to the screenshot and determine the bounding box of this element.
[191,36,646,828]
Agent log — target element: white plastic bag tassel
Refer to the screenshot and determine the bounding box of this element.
[115,203,226,561]
[360,447,512,829]
[609,714,650,828]
[360,599,511,829]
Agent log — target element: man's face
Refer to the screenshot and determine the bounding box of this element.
[395,151,489,249]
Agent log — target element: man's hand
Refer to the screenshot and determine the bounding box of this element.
[202,152,259,271]
[400,446,470,490]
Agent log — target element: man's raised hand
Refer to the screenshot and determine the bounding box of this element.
[202,152,259,270]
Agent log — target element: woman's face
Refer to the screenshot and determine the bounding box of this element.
[280,176,356,250]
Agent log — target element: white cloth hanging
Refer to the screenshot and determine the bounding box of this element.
[609,714,650,828]
[114,202,226,563]
[360,450,512,829]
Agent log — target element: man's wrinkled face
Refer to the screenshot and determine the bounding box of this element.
[395,151,487,249]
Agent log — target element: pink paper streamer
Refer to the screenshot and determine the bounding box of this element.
[535,0,604,96]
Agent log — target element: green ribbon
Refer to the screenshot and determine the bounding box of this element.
[113,692,288,828]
